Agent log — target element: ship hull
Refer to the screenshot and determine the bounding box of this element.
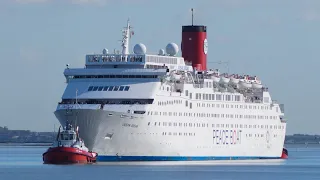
[54,107,287,162]
[42,147,97,164]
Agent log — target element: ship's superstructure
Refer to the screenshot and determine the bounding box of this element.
[54,18,287,161]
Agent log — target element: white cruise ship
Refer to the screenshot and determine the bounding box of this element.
[54,18,287,161]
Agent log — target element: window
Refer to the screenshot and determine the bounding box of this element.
[98,86,104,91]
[119,86,124,91]
[93,86,98,91]
[124,86,130,91]
[88,86,93,91]
[114,86,120,91]
[108,86,114,91]
[73,74,158,79]
[103,86,109,91]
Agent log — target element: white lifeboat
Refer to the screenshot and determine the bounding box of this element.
[219,73,230,84]
[208,69,220,83]
[229,74,240,84]
[251,76,263,89]
[239,75,252,89]
[211,74,220,83]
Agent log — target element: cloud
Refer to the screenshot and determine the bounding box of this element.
[209,0,253,8]
[18,47,45,64]
[302,9,320,22]
[8,0,137,5]
[5,0,108,5]
[69,0,107,5]
[12,0,48,3]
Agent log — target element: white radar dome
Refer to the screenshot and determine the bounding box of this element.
[166,43,179,56]
[158,49,165,55]
[102,48,108,55]
[133,43,147,55]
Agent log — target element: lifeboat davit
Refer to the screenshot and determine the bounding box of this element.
[43,122,98,164]
[281,148,288,159]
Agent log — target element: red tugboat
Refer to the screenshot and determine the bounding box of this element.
[43,121,98,164]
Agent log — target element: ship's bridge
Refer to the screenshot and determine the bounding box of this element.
[83,19,192,72]
[84,43,193,72]
[85,53,192,72]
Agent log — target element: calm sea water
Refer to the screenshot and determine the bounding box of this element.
[0,144,320,180]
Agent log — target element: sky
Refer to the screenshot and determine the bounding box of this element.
[0,0,319,135]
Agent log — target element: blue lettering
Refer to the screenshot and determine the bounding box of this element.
[216,129,220,144]
[230,130,233,145]
[225,130,228,145]
[216,130,219,144]
[222,130,226,144]
[213,130,216,144]
[213,129,242,145]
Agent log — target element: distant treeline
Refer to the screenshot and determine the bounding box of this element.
[0,126,56,143]
[285,134,320,144]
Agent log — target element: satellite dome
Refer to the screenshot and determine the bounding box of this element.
[158,49,165,55]
[102,48,108,55]
[133,43,147,55]
[166,43,179,56]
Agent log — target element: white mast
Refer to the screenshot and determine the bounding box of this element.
[121,19,133,55]
[76,89,78,105]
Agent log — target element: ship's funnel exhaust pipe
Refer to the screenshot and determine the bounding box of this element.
[181,8,208,71]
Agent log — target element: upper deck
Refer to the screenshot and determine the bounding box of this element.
[59,19,283,113]
[85,53,192,72]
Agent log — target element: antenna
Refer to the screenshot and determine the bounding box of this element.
[191,8,194,26]
[76,89,78,105]
[121,18,133,55]
[208,61,230,73]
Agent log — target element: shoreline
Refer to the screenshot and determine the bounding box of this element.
[0,143,52,146]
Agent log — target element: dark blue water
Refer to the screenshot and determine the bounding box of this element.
[0,144,320,180]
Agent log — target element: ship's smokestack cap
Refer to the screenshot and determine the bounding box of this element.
[182,25,207,32]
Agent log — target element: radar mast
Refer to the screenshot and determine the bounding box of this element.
[121,19,133,55]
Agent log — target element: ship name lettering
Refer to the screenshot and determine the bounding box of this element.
[61,105,74,109]
[213,129,242,145]
[122,123,138,128]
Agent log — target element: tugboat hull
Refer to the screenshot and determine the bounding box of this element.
[43,147,97,164]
